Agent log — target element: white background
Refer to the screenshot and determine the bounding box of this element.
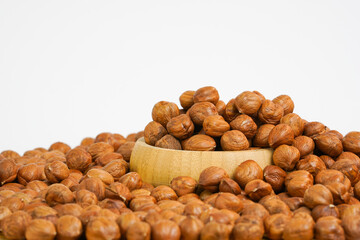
[0,1,359,154]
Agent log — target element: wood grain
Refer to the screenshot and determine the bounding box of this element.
[130,138,273,186]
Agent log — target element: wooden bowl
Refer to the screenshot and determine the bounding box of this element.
[130,138,273,186]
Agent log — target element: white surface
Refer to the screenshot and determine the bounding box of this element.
[0,1,359,154]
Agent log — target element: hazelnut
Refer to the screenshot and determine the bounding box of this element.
[155,134,182,150]
[245,179,273,202]
[315,216,345,240]
[188,102,218,126]
[66,148,92,172]
[179,90,195,110]
[129,196,156,211]
[49,142,71,154]
[311,204,339,221]
[44,160,70,183]
[25,219,56,240]
[331,159,360,185]
[273,145,300,171]
[151,185,177,201]
[296,154,326,177]
[1,150,20,159]
[55,203,83,218]
[170,176,197,196]
[98,198,126,214]
[95,152,123,166]
[127,133,137,142]
[86,168,114,185]
[229,114,258,139]
[141,182,155,192]
[268,124,295,149]
[31,205,58,224]
[203,115,230,137]
[198,166,229,192]
[303,184,333,209]
[0,159,18,184]
[234,91,262,116]
[80,137,95,147]
[116,142,135,162]
[223,99,240,122]
[220,130,249,151]
[258,99,284,125]
[182,134,216,151]
[0,196,26,212]
[179,216,204,240]
[151,219,181,240]
[216,100,226,116]
[157,200,184,214]
[219,177,242,195]
[320,155,335,168]
[2,211,32,240]
[273,94,294,115]
[260,198,292,216]
[144,121,168,146]
[325,182,351,205]
[263,165,286,193]
[200,221,231,240]
[152,101,180,127]
[118,172,143,191]
[233,160,263,189]
[88,142,114,160]
[183,201,209,217]
[253,124,275,147]
[342,215,360,240]
[211,192,243,213]
[314,133,343,158]
[285,170,313,197]
[337,152,360,168]
[17,163,43,185]
[292,136,314,158]
[293,206,312,215]
[280,113,304,137]
[264,213,291,240]
[232,215,265,240]
[342,131,360,155]
[193,86,219,105]
[86,216,121,240]
[177,193,200,205]
[303,121,327,139]
[116,212,140,236]
[56,215,83,240]
[105,182,132,203]
[103,159,129,180]
[126,221,151,240]
[254,90,267,103]
[315,169,350,188]
[278,193,304,211]
[45,183,74,206]
[241,202,269,221]
[78,177,106,201]
[283,212,314,240]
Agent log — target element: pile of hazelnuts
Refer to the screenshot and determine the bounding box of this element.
[0,86,360,240]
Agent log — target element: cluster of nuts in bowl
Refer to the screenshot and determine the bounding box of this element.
[0,86,359,239]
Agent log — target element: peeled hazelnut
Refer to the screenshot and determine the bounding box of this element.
[209,192,242,213]
[311,204,339,221]
[292,136,315,158]
[95,152,123,167]
[273,145,300,171]
[325,182,351,205]
[315,169,350,188]
[145,210,164,227]
[166,114,195,140]
[152,101,180,128]
[234,91,262,116]
[253,124,275,147]
[141,182,154,192]
[170,176,197,196]
[280,113,304,137]
[273,95,294,115]
[45,183,74,207]
[233,160,263,189]
[0,159,18,184]
[25,219,56,240]
[203,115,230,137]
[105,182,132,203]
[144,121,168,146]
[179,216,204,240]
[49,142,71,154]
[258,99,284,125]
[245,179,273,202]
[86,168,114,185]
[342,131,360,155]
[31,205,58,224]
[296,154,326,177]
[78,177,105,201]
[56,215,83,240]
[103,159,128,180]
[0,196,26,212]
[241,202,269,221]
[303,121,327,139]
[315,216,345,240]
[283,212,314,240]
[198,166,229,192]
[223,99,240,122]
[151,219,181,240]
[54,203,83,218]
[200,221,231,240]
[179,90,195,110]
[268,124,295,149]
[263,165,286,193]
[116,212,140,236]
[88,142,114,161]
[232,215,264,240]
[188,102,218,126]
[260,197,292,216]
[151,185,177,201]
[116,142,135,162]
[98,199,126,214]
[219,177,241,195]
[2,211,32,240]
[66,148,92,172]
[177,193,200,205]
[183,134,216,151]
[303,184,333,209]
[220,130,249,151]
[229,114,258,139]
[285,170,313,197]
[129,196,156,212]
[119,172,143,191]
[86,216,120,240]
[44,160,70,183]
[331,159,360,185]
[342,215,360,240]
[17,163,43,185]
[216,100,226,116]
[337,152,360,168]
[1,150,20,159]
[126,221,151,240]
[157,200,184,214]
[319,155,335,168]
[314,133,343,158]
[264,213,291,240]
[155,134,182,150]
[193,86,219,105]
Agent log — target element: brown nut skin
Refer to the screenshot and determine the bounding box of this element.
[126,221,151,240]
[303,121,327,139]
[117,142,135,162]
[273,95,294,115]
[179,216,204,240]
[342,131,360,155]
[193,86,219,105]
[151,186,177,202]
[203,115,230,137]
[264,213,291,240]
[283,212,315,240]
[198,166,229,192]
[179,90,195,110]
[314,133,343,158]
[188,102,218,126]
[234,91,262,116]
[303,184,333,209]
[315,169,350,189]
[342,215,360,240]
[311,204,339,221]
[337,152,360,168]
[86,168,114,185]
[151,219,181,240]
[232,215,265,240]
[245,179,273,202]
[211,192,243,213]
[223,99,240,122]
[280,113,304,137]
[263,165,286,193]
[66,148,92,172]
[253,124,275,147]
[285,170,314,198]
[320,155,335,168]
[54,203,83,218]
[86,216,120,240]
[17,163,43,185]
[220,130,249,151]
[45,183,74,207]
[155,134,182,150]
[103,159,129,180]
[183,134,216,151]
[25,219,56,240]
[0,159,18,185]
[216,100,226,116]
[331,159,360,186]
[119,172,143,191]
[152,101,180,128]
[167,114,195,140]
[268,124,295,149]
[241,203,269,221]
[219,177,242,195]
[234,160,263,189]
[2,211,32,240]
[273,145,300,171]
[292,135,315,157]
[105,182,132,204]
[95,152,123,166]
[325,182,351,205]
[170,176,197,196]
[200,221,231,240]
[230,115,258,139]
[1,150,20,159]
[144,121,168,146]
[87,142,114,160]
[315,216,345,240]
[258,99,284,125]
[78,177,106,201]
[296,154,326,177]
[116,212,140,236]
[49,142,71,154]
[56,215,83,240]
[44,160,70,183]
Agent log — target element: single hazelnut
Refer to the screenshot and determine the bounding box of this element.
[98,199,126,214]
[2,211,32,240]
[232,215,265,240]
[241,202,269,221]
[203,115,230,137]
[342,215,360,240]
[86,216,120,240]
[17,163,43,185]
[223,99,240,122]
[285,170,313,197]
[342,131,360,155]
[331,159,360,185]
[0,196,26,212]
[0,159,18,184]
[102,159,128,180]
[78,177,105,201]
[258,99,284,125]
[88,142,114,161]
[198,166,229,192]
[319,155,335,168]
[56,215,83,240]
[263,165,287,193]
[325,182,351,205]
[117,142,135,162]
[177,193,200,205]
[166,114,195,140]
[219,177,242,195]
[315,216,345,240]
[211,192,243,213]
[264,213,291,240]
[216,100,226,116]
[280,113,304,137]
[283,212,315,240]
[141,182,155,192]
[244,179,273,202]
[234,91,262,116]
[25,219,56,240]
[182,134,216,151]
[49,142,71,154]
[193,86,219,105]
[260,198,292,216]
[311,204,339,221]
[179,90,195,110]
[45,183,74,207]
[188,102,218,126]
[44,160,70,183]
[179,216,204,240]
[296,154,326,177]
[337,152,360,168]
[229,114,258,139]
[1,150,20,159]
[105,182,132,203]
[144,121,168,146]
[152,220,181,240]
[314,133,343,158]
[303,121,327,139]
[220,130,249,151]
[272,94,294,115]
[129,195,156,211]
[152,101,180,128]
[292,135,315,158]
[116,212,140,236]
[126,221,151,240]
[80,137,95,147]
[127,133,137,142]
[200,221,231,240]
[54,203,83,218]
[155,134,182,150]
[157,200,184,214]
[118,172,143,191]
[170,176,197,196]
[233,160,263,189]
[86,168,114,185]
[253,124,275,147]
[151,185,177,201]
[95,152,123,167]
[268,124,295,149]
[303,184,333,209]
[66,148,92,172]
[273,145,300,171]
